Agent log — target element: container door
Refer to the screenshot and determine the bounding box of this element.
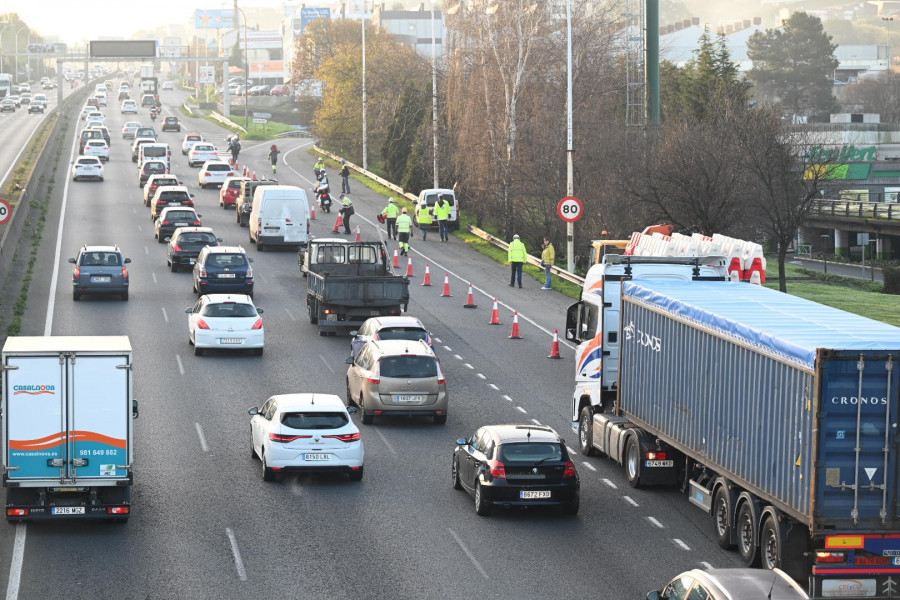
[5,355,66,480]
[68,354,130,481]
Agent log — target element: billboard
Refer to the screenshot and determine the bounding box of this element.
[89,40,157,58]
[238,31,283,50]
[299,8,331,34]
[195,9,235,29]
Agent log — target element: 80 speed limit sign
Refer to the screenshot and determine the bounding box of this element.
[0,198,10,225]
[557,196,583,223]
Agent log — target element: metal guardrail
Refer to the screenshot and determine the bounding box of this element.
[313,145,418,204]
[467,226,585,286]
[276,130,313,139]
[810,199,900,220]
[209,111,247,135]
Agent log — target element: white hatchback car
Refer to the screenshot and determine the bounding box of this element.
[72,156,104,181]
[248,393,364,482]
[181,133,203,155]
[185,293,264,356]
[188,142,219,167]
[198,160,236,189]
[120,99,138,114]
[82,139,110,162]
[122,121,141,139]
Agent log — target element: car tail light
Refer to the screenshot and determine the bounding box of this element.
[256,218,261,231]
[73,266,80,277]
[816,552,846,564]
[489,460,506,479]
[204,172,211,177]
[198,266,207,277]
[122,267,128,280]
[172,243,182,252]
[246,266,253,277]
[268,432,311,443]
[437,363,446,385]
[162,220,171,225]
[647,451,667,460]
[323,432,361,442]
[367,361,381,384]
[196,318,210,329]
[107,506,129,515]
[251,318,263,330]
[563,460,577,478]
[192,220,201,225]
[6,508,28,517]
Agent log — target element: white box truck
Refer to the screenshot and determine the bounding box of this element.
[2,336,137,521]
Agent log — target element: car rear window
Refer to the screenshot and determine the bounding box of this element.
[377,327,429,343]
[201,303,256,318]
[280,411,349,430]
[378,356,437,378]
[76,158,100,166]
[143,147,167,157]
[179,232,217,244]
[165,211,196,220]
[80,252,121,266]
[208,254,247,267]
[227,180,243,189]
[159,191,190,201]
[207,164,231,172]
[497,442,565,463]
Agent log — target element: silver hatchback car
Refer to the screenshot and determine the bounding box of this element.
[345,339,448,425]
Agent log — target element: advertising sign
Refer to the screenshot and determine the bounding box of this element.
[195,9,235,29]
[300,8,332,34]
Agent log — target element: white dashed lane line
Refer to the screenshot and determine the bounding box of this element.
[476,373,485,379]
[284,308,296,321]
[144,246,149,255]
[225,528,248,581]
[195,423,209,452]
[454,354,462,360]
[700,561,714,570]
[582,462,596,472]
[161,307,169,323]
[442,345,452,351]
[647,516,664,529]
[152,272,157,284]
[448,528,489,580]
[488,384,499,390]
[530,419,541,426]
[602,478,618,489]
[318,354,335,374]
[175,355,185,375]
[464,363,474,369]
[673,539,691,551]
[503,395,513,402]
[623,496,639,507]
[374,428,397,456]
[515,406,527,414]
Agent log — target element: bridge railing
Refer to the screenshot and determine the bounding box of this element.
[810,199,900,220]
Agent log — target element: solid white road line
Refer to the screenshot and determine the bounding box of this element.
[225,528,248,581]
[647,516,664,528]
[448,528,489,580]
[623,496,639,507]
[673,539,691,551]
[175,355,185,376]
[318,354,335,374]
[195,423,209,452]
[5,522,26,600]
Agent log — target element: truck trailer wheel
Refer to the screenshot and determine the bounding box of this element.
[578,407,598,456]
[713,487,735,549]
[761,514,782,570]
[737,502,760,567]
[625,436,642,488]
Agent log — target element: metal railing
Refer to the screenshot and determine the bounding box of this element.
[467,226,585,286]
[810,199,900,220]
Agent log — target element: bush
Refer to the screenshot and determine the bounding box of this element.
[883,266,900,295]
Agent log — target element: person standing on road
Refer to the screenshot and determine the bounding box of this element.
[417,202,433,241]
[540,237,556,290]
[434,195,451,242]
[339,194,354,234]
[508,234,527,288]
[268,144,280,173]
[396,208,413,256]
[381,198,400,240]
[340,159,351,194]
[229,135,241,166]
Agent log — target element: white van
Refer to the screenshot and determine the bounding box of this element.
[249,185,311,251]
[138,143,170,169]
[416,188,459,231]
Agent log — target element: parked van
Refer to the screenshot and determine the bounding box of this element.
[138,142,170,169]
[249,185,310,251]
[415,188,459,231]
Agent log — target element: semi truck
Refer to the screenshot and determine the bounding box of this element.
[568,246,900,597]
[299,239,410,336]
[2,336,137,521]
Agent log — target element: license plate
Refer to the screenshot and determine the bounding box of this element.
[52,507,85,515]
[92,276,111,283]
[264,227,279,231]
[395,395,423,403]
[304,454,329,461]
[218,273,236,278]
[645,460,674,468]
[520,490,551,499]
[326,314,337,321]
[220,338,242,344]
[175,222,189,226]
[188,258,195,265]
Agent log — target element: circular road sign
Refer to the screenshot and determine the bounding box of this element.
[0,198,10,225]
[557,196,583,223]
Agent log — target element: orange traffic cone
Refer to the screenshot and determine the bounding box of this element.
[405,257,414,277]
[509,311,522,339]
[441,273,453,296]
[548,329,562,359]
[310,204,316,221]
[392,248,400,269]
[333,214,344,233]
[422,263,433,286]
[252,171,257,181]
[355,226,361,242]
[489,298,501,325]
[463,283,477,308]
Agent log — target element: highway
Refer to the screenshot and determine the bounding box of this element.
[0,85,746,599]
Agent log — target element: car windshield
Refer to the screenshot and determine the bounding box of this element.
[209,254,247,267]
[281,411,349,430]
[378,356,437,378]
[179,232,217,244]
[201,302,256,318]
[376,327,428,342]
[498,442,565,463]
[81,252,120,266]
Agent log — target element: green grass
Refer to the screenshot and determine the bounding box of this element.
[764,281,900,326]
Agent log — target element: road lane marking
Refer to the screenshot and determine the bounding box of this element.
[503,395,513,402]
[489,384,499,390]
[284,308,296,321]
[647,516,664,528]
[137,224,142,232]
[516,406,527,414]
[623,496,639,507]
[195,423,209,452]
[448,528,488,580]
[176,355,185,375]
[582,462,596,472]
[225,528,248,581]
[434,337,442,343]
[464,363,474,369]
[700,561,714,570]
[5,523,25,600]
[454,354,462,360]
[319,354,335,374]
[144,246,149,255]
[152,272,157,284]
[476,373,485,379]
[602,478,617,489]
[442,345,452,351]
[566,446,577,455]
[161,307,169,322]
[374,428,397,456]
[530,419,541,425]
[673,539,691,551]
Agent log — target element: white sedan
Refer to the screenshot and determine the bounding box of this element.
[181,133,203,155]
[198,160,237,189]
[82,139,110,162]
[120,99,138,114]
[186,293,264,356]
[71,156,104,181]
[248,393,364,482]
[188,142,219,167]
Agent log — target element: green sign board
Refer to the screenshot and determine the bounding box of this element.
[808,144,877,163]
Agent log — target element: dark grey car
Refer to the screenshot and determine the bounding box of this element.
[166,227,221,272]
[68,245,131,301]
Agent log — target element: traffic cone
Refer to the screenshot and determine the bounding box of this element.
[422,264,433,286]
[405,257,414,277]
[332,213,343,233]
[310,204,316,221]
[355,225,361,242]
[392,248,400,268]
[441,273,453,296]
[252,171,257,181]
[509,311,522,339]
[489,298,501,325]
[548,329,562,359]
[463,283,477,308]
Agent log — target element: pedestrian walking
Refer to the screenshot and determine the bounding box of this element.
[434,194,451,242]
[381,197,400,240]
[417,201,433,241]
[268,144,280,173]
[229,135,241,166]
[339,194,354,234]
[396,208,413,256]
[540,237,556,290]
[508,234,527,288]
[340,159,351,194]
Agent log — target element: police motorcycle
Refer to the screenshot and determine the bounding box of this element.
[315,175,332,213]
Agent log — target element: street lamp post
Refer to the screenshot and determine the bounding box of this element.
[0,24,14,75]
[237,6,249,131]
[361,0,368,169]
[821,234,830,275]
[870,239,878,282]
[14,27,28,84]
[427,0,438,189]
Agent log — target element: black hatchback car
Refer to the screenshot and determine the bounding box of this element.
[166,226,221,272]
[161,116,181,132]
[68,245,132,301]
[192,246,254,297]
[452,424,579,516]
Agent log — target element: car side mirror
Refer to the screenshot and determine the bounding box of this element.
[646,593,661,600]
[349,330,358,337]
[164,237,171,242]
[216,238,223,242]
[345,356,353,364]
[248,407,259,415]
[67,257,76,264]
[346,406,358,415]
[247,258,254,263]
[124,258,131,264]
[184,307,193,314]
[190,193,195,198]
[256,308,264,314]
[456,438,468,446]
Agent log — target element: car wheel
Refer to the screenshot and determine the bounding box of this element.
[451,456,462,490]
[578,406,598,456]
[121,291,128,301]
[434,414,447,425]
[157,235,165,244]
[261,451,277,482]
[253,347,263,357]
[713,487,735,549]
[73,292,81,301]
[194,345,203,356]
[360,394,373,425]
[99,177,104,182]
[474,482,492,516]
[258,242,265,252]
[348,467,363,482]
[563,493,580,516]
[737,502,760,567]
[625,436,641,488]
[170,261,178,273]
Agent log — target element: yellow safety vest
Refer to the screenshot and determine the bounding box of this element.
[396,214,413,233]
[508,239,527,263]
[417,203,433,225]
[434,200,450,221]
[382,203,400,218]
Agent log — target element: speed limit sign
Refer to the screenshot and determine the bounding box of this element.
[0,198,10,225]
[557,196,583,223]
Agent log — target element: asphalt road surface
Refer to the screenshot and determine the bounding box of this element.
[0,83,747,600]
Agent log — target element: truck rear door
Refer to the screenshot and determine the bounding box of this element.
[5,355,66,480]
[69,354,130,481]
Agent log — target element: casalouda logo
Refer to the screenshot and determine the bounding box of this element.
[13,384,56,395]
[623,320,661,352]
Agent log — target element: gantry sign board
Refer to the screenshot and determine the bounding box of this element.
[89,40,158,59]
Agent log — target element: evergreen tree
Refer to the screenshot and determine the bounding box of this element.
[382,82,427,184]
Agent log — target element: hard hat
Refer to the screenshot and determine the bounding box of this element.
[341,158,346,163]
[388,197,395,203]
[402,207,408,214]
[513,234,520,239]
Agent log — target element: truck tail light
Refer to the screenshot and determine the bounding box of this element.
[564,460,577,478]
[489,460,506,479]
[6,508,28,517]
[816,552,847,564]
[647,451,667,460]
[367,362,381,384]
[251,318,263,330]
[107,506,130,515]
[323,432,360,442]
[269,433,311,443]
[196,319,210,329]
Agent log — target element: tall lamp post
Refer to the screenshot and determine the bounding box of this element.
[821,234,830,275]
[0,24,14,75]
[14,27,28,84]
[427,0,438,188]
[237,6,249,130]
[361,0,368,169]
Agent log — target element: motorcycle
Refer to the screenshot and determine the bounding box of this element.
[318,191,332,214]
[150,108,158,122]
